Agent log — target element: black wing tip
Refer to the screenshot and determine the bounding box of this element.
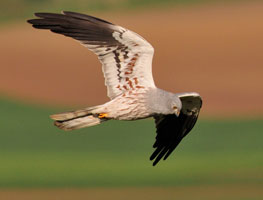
[150,153,159,166]
[34,12,60,18]
[150,152,173,166]
[152,157,165,166]
[27,12,61,25]
[150,156,158,166]
[163,150,173,160]
[62,11,78,15]
[150,149,163,166]
[34,12,49,17]
[27,19,34,24]
[149,155,155,161]
[27,11,114,26]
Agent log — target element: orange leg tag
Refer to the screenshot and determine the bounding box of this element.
[98,113,108,119]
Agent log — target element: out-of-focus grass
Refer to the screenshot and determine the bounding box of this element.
[0,0,254,24]
[0,97,262,187]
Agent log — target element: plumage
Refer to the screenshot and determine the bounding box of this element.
[151,93,202,166]
[28,11,155,99]
[28,11,203,166]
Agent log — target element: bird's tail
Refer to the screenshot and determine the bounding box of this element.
[50,106,106,131]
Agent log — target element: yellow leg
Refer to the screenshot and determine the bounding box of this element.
[98,113,108,119]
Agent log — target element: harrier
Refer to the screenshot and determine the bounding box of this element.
[28,12,202,166]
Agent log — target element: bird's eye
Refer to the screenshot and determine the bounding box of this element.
[173,106,177,110]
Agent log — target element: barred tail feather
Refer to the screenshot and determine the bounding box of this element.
[50,107,105,131]
[53,115,103,131]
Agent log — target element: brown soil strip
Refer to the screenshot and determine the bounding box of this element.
[0,184,263,200]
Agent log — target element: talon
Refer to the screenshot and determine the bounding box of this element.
[98,113,108,119]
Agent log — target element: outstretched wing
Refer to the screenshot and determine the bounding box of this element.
[27,11,155,99]
[151,92,202,166]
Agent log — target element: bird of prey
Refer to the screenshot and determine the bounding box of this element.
[28,11,202,166]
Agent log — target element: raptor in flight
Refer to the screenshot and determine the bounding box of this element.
[28,11,202,166]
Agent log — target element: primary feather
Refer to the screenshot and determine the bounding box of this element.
[28,11,155,99]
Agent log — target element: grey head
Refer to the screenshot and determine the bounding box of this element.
[147,88,182,116]
[169,93,182,116]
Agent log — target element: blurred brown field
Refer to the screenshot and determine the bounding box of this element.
[0,1,263,117]
[1,184,263,200]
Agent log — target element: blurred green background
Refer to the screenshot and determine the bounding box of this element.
[0,0,262,199]
[0,97,262,188]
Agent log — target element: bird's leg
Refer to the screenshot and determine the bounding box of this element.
[98,113,108,119]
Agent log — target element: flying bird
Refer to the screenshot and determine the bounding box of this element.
[28,11,202,166]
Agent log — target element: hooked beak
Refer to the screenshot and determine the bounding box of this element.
[173,106,180,117]
[175,109,180,117]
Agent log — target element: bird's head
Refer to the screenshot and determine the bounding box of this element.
[171,95,182,117]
